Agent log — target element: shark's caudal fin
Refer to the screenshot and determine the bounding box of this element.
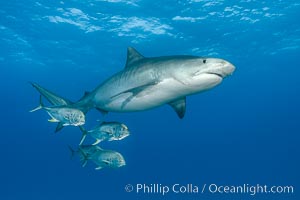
[30,95,44,112]
[30,82,96,114]
[29,82,72,106]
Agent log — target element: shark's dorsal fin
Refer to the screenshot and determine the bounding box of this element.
[168,97,186,119]
[78,91,90,101]
[125,47,144,68]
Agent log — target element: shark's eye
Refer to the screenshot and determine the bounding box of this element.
[203,59,206,64]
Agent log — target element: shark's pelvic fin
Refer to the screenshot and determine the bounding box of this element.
[168,97,186,119]
[125,47,145,68]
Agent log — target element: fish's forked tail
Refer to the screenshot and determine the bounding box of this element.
[68,145,76,160]
[79,126,88,145]
[29,95,44,112]
[78,148,89,167]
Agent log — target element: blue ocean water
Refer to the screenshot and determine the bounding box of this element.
[0,0,299,199]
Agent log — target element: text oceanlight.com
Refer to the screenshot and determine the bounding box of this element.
[124,183,294,196]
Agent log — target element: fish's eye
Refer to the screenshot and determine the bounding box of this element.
[203,59,206,64]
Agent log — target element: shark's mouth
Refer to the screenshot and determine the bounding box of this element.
[206,72,223,78]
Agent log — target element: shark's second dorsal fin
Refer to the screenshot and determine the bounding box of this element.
[125,47,144,68]
[78,91,90,102]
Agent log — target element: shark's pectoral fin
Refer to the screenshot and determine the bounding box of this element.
[168,97,186,119]
[55,122,64,133]
[111,82,158,109]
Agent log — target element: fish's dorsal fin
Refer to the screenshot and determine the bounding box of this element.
[168,97,186,119]
[125,47,144,68]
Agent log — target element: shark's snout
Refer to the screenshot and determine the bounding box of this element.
[210,59,235,78]
[222,61,235,77]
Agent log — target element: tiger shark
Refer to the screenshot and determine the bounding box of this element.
[31,47,235,119]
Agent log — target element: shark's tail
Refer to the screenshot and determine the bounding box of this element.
[30,82,96,114]
[79,126,88,145]
[30,95,44,112]
[30,82,72,106]
[29,82,96,134]
[30,82,97,133]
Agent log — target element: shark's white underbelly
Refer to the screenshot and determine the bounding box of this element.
[105,79,184,111]
[98,75,222,112]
